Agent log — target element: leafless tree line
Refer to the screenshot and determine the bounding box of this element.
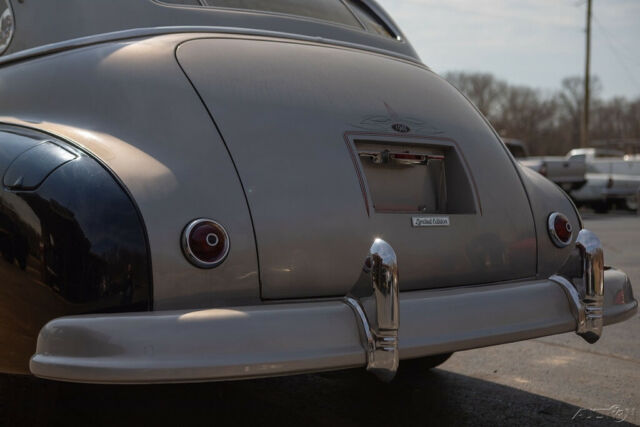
[445,72,640,156]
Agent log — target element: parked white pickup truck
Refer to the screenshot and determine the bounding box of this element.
[504,139,587,192]
[567,148,640,212]
[567,148,640,176]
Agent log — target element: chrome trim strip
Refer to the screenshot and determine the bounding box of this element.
[344,238,399,382]
[549,275,586,331]
[550,228,604,343]
[343,296,375,360]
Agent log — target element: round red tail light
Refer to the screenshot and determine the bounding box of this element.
[548,212,573,247]
[181,218,229,268]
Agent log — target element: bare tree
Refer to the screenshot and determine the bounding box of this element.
[494,86,559,155]
[444,71,505,120]
[443,72,635,156]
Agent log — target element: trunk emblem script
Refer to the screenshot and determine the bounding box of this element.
[411,216,450,227]
[391,123,410,133]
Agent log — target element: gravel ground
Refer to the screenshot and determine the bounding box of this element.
[1,212,638,426]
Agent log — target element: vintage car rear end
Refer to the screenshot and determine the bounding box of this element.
[0,0,636,383]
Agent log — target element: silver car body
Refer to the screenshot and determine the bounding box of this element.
[0,0,636,383]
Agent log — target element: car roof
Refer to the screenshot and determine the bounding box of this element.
[3,0,419,63]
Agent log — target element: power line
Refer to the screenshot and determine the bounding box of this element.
[592,14,640,66]
[592,13,640,91]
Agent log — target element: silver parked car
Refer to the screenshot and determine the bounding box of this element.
[0,0,636,385]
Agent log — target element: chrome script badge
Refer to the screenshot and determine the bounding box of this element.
[411,216,450,227]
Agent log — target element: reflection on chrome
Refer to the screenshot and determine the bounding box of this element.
[0,0,14,55]
[344,238,399,382]
[550,228,604,343]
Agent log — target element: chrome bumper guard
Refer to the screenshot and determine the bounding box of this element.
[550,229,604,344]
[345,229,611,381]
[344,239,399,382]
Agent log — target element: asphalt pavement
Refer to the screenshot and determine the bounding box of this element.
[1,212,638,426]
[442,211,640,425]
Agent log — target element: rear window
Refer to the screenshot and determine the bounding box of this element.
[161,0,396,38]
[344,0,393,38]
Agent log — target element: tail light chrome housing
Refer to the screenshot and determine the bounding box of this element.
[0,0,14,55]
[181,218,230,268]
[548,212,573,247]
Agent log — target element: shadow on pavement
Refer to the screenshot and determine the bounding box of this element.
[1,368,634,427]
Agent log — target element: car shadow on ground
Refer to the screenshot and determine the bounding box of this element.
[1,368,633,427]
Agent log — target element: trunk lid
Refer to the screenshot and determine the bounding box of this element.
[176,37,536,299]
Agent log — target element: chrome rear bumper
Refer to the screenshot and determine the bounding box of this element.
[30,249,636,384]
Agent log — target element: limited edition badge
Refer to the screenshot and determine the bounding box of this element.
[411,216,450,227]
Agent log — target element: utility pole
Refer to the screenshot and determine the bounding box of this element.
[581,0,592,148]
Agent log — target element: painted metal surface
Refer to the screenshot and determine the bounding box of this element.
[29,270,637,383]
[0,0,635,382]
[0,32,582,306]
[177,36,537,298]
[3,0,415,59]
[0,34,261,310]
[0,127,150,374]
[517,166,584,279]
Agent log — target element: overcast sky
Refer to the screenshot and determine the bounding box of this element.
[377,0,640,100]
